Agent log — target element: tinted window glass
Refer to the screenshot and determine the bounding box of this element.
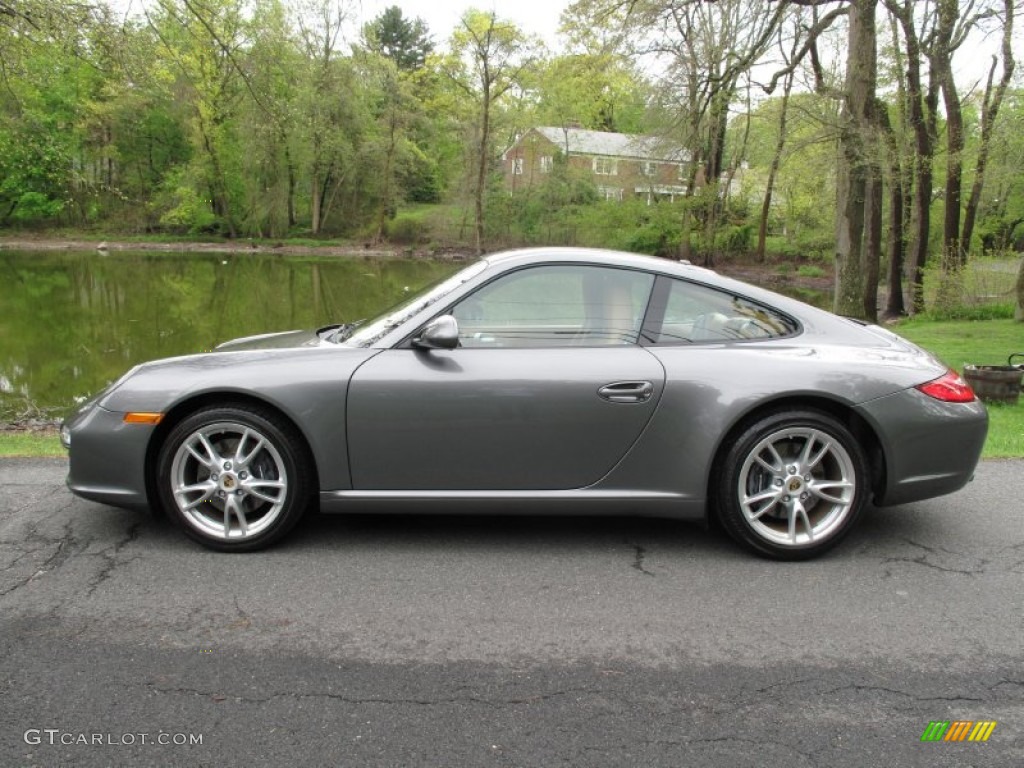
[654,278,797,343]
[452,265,654,348]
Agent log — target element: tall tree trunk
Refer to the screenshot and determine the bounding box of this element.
[834,0,877,319]
[863,165,883,322]
[939,70,964,271]
[882,18,909,318]
[474,78,491,256]
[757,71,793,262]
[310,169,321,235]
[285,144,296,228]
[889,0,937,314]
[962,0,1015,254]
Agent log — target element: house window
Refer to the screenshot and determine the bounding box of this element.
[597,186,623,202]
[513,158,524,175]
[592,157,618,176]
[540,155,553,173]
[642,161,657,177]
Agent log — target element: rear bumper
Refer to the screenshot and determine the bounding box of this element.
[65,404,153,511]
[856,389,988,506]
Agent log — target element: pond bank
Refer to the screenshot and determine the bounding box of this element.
[0,235,473,261]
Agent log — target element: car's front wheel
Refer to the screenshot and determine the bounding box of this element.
[156,405,312,551]
[716,410,869,560]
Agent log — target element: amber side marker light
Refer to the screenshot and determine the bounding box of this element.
[915,370,977,403]
[123,412,164,425]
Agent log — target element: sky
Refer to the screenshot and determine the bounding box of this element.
[358,0,571,48]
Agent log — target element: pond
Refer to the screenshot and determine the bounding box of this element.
[0,250,461,418]
[0,249,832,417]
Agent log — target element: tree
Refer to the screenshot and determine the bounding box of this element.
[147,0,257,237]
[291,0,365,235]
[531,53,647,134]
[443,9,537,254]
[755,10,808,262]
[961,0,1015,254]
[831,0,882,320]
[363,5,433,71]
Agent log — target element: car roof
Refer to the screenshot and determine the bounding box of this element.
[478,247,852,339]
[482,247,709,279]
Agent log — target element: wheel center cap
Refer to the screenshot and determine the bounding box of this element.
[787,477,803,493]
[220,474,237,491]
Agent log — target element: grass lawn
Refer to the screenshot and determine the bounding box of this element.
[896,318,1024,458]
[0,431,64,458]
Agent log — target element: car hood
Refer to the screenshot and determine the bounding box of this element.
[215,329,323,350]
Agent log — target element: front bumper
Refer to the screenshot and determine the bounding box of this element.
[65,404,155,511]
[856,388,988,506]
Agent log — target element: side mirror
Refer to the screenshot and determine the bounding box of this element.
[412,314,459,350]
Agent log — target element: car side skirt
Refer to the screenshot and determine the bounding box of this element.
[319,490,705,519]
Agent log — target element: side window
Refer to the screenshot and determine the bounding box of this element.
[451,266,654,348]
[654,278,797,344]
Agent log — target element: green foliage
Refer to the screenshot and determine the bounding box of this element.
[362,6,434,71]
[156,169,218,233]
[385,213,430,244]
[715,223,753,254]
[0,0,1018,266]
[796,264,826,278]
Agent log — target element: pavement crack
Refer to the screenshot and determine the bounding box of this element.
[817,683,985,703]
[85,522,142,597]
[0,515,81,598]
[882,537,987,575]
[147,683,603,708]
[627,541,655,577]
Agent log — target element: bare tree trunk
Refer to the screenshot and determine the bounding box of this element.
[285,144,296,228]
[474,76,491,256]
[834,0,877,319]
[757,71,793,262]
[962,0,1015,254]
[939,68,964,271]
[887,0,937,314]
[310,169,321,235]
[864,165,883,322]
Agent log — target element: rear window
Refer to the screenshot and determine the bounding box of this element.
[652,278,798,344]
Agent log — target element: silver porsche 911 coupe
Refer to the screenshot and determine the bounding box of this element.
[62,248,987,559]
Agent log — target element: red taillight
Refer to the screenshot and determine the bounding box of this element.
[915,370,977,403]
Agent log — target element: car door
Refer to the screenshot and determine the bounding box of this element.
[346,264,666,491]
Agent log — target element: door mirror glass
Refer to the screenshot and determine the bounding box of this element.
[413,315,460,349]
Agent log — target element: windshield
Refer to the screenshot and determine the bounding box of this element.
[342,260,490,347]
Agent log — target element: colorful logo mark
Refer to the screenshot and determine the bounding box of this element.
[920,721,997,742]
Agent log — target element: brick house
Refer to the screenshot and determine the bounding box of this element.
[502,126,691,202]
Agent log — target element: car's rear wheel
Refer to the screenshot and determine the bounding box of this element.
[717,410,868,560]
[156,405,312,551]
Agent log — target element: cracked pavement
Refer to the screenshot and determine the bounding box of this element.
[1,457,1022,766]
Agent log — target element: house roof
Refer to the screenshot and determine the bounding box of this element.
[531,127,689,163]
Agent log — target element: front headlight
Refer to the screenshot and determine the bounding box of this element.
[59,422,72,449]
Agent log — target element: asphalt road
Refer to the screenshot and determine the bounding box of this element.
[1,457,1021,767]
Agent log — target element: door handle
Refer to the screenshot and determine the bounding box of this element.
[597,381,654,403]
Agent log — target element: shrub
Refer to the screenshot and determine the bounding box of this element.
[385,213,429,244]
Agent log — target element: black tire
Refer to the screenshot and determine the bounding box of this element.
[716,409,869,560]
[156,404,313,552]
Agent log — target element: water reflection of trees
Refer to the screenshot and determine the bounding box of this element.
[0,251,458,414]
